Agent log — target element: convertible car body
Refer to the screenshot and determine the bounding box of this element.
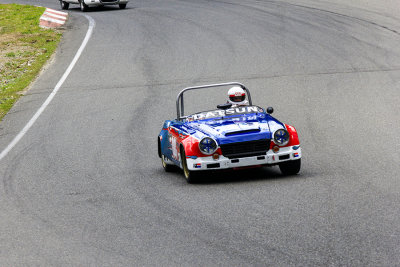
[158,82,301,183]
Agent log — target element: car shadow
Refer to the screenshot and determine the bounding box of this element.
[66,6,131,13]
[185,167,303,185]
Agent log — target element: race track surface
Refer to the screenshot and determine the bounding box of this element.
[0,0,399,265]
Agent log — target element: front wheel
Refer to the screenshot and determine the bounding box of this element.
[60,1,69,9]
[80,0,88,11]
[119,4,126,9]
[279,159,301,175]
[181,147,198,183]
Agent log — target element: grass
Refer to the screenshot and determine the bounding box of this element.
[0,4,62,120]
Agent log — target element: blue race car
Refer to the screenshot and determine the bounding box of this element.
[158,82,301,183]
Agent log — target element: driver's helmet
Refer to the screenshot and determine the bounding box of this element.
[228,86,247,106]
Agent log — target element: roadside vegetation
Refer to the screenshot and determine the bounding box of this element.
[0,4,61,120]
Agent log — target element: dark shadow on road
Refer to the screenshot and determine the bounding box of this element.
[176,166,307,185]
[66,5,133,13]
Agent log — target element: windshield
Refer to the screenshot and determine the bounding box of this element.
[176,83,253,120]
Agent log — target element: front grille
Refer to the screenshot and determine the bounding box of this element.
[220,139,270,159]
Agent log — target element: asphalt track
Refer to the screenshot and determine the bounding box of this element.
[0,0,399,265]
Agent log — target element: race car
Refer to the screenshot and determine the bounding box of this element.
[60,0,128,11]
[158,82,301,183]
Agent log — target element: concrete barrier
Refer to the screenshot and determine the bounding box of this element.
[39,8,68,29]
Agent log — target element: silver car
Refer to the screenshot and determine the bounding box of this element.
[60,0,128,11]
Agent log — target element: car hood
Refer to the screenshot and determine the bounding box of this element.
[192,120,261,136]
[184,113,282,145]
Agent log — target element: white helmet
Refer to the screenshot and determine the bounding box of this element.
[227,86,247,105]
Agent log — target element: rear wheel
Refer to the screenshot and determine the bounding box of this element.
[161,155,175,172]
[181,147,198,183]
[60,1,69,9]
[80,0,88,11]
[119,3,127,9]
[279,159,301,175]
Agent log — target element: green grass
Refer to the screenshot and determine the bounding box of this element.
[0,4,62,120]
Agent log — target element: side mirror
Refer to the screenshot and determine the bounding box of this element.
[217,103,232,110]
[266,107,274,114]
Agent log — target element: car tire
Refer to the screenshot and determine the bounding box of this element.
[80,0,88,11]
[60,1,69,10]
[119,4,127,9]
[161,155,175,172]
[279,159,301,175]
[180,146,198,183]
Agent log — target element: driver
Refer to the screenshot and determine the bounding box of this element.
[227,86,249,107]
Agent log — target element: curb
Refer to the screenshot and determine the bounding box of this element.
[39,8,68,29]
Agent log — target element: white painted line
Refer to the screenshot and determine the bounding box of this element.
[0,15,96,162]
[40,16,66,25]
[44,11,67,20]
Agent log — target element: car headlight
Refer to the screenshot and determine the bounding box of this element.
[198,137,218,155]
[274,129,289,146]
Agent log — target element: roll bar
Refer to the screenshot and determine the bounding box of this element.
[176,82,252,120]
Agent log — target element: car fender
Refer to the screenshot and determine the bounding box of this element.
[269,123,300,149]
[285,124,300,146]
[181,136,222,158]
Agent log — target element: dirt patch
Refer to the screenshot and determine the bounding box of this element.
[0,33,38,90]
[0,33,33,60]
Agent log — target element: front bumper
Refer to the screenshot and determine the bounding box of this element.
[83,0,128,6]
[186,146,301,171]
